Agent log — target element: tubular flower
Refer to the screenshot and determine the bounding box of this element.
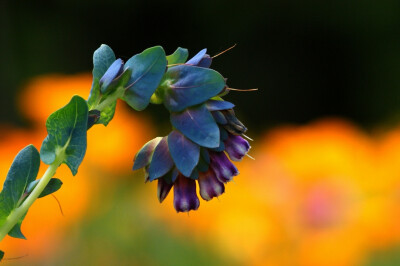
[132,47,252,212]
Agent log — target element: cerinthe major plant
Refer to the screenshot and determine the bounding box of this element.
[0,44,254,259]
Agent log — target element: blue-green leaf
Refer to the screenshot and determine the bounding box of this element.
[92,44,117,80]
[133,137,162,170]
[166,47,188,64]
[8,212,27,239]
[170,104,220,148]
[167,130,200,177]
[160,65,225,112]
[0,145,40,239]
[148,137,174,181]
[40,96,88,176]
[123,46,167,111]
[88,44,116,109]
[26,178,63,199]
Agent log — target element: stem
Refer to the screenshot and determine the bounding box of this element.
[90,87,124,112]
[0,161,60,242]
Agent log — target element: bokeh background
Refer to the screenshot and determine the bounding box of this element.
[1,0,400,265]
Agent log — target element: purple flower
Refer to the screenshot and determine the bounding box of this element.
[173,174,200,212]
[198,169,225,201]
[209,151,239,183]
[224,134,251,161]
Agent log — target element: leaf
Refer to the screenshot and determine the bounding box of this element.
[160,65,226,112]
[0,145,40,239]
[26,178,63,198]
[8,212,27,239]
[133,137,162,170]
[39,178,63,198]
[88,44,116,109]
[166,47,189,64]
[0,250,3,261]
[148,137,174,181]
[170,104,220,148]
[167,130,200,177]
[40,96,88,176]
[123,46,167,111]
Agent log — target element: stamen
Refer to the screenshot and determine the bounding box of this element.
[246,154,256,160]
[212,44,237,58]
[227,88,258,92]
[242,134,254,141]
[51,194,64,217]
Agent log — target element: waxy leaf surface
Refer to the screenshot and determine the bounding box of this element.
[0,145,40,239]
[41,96,88,175]
[168,130,200,177]
[170,104,220,148]
[166,47,189,64]
[133,137,162,170]
[148,137,174,181]
[160,65,225,112]
[123,46,167,111]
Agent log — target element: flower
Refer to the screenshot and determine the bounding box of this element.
[132,48,251,212]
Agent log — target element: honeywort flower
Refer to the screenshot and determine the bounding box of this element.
[132,48,251,212]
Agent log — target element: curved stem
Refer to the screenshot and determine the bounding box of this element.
[0,161,60,242]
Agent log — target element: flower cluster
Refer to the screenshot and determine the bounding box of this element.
[132,49,251,212]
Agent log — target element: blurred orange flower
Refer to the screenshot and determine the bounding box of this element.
[146,119,400,266]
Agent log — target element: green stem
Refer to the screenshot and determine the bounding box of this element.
[0,160,60,242]
[90,87,124,112]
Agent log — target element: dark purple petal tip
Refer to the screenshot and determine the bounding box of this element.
[173,175,200,212]
[224,134,251,161]
[198,169,225,201]
[209,151,239,183]
[157,178,173,203]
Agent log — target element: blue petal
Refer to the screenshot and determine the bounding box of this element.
[99,59,124,93]
[161,65,226,112]
[197,55,212,68]
[170,104,220,148]
[123,46,167,111]
[168,130,200,177]
[206,100,234,111]
[132,137,162,170]
[148,137,174,181]
[186,48,207,65]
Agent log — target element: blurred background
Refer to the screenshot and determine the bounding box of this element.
[1,0,400,265]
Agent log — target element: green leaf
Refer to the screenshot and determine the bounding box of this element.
[8,212,27,239]
[26,178,63,198]
[88,44,116,109]
[0,145,40,239]
[166,47,188,64]
[39,178,63,198]
[40,96,88,176]
[0,250,4,261]
[123,46,167,111]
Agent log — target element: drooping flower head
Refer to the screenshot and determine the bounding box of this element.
[131,47,252,212]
